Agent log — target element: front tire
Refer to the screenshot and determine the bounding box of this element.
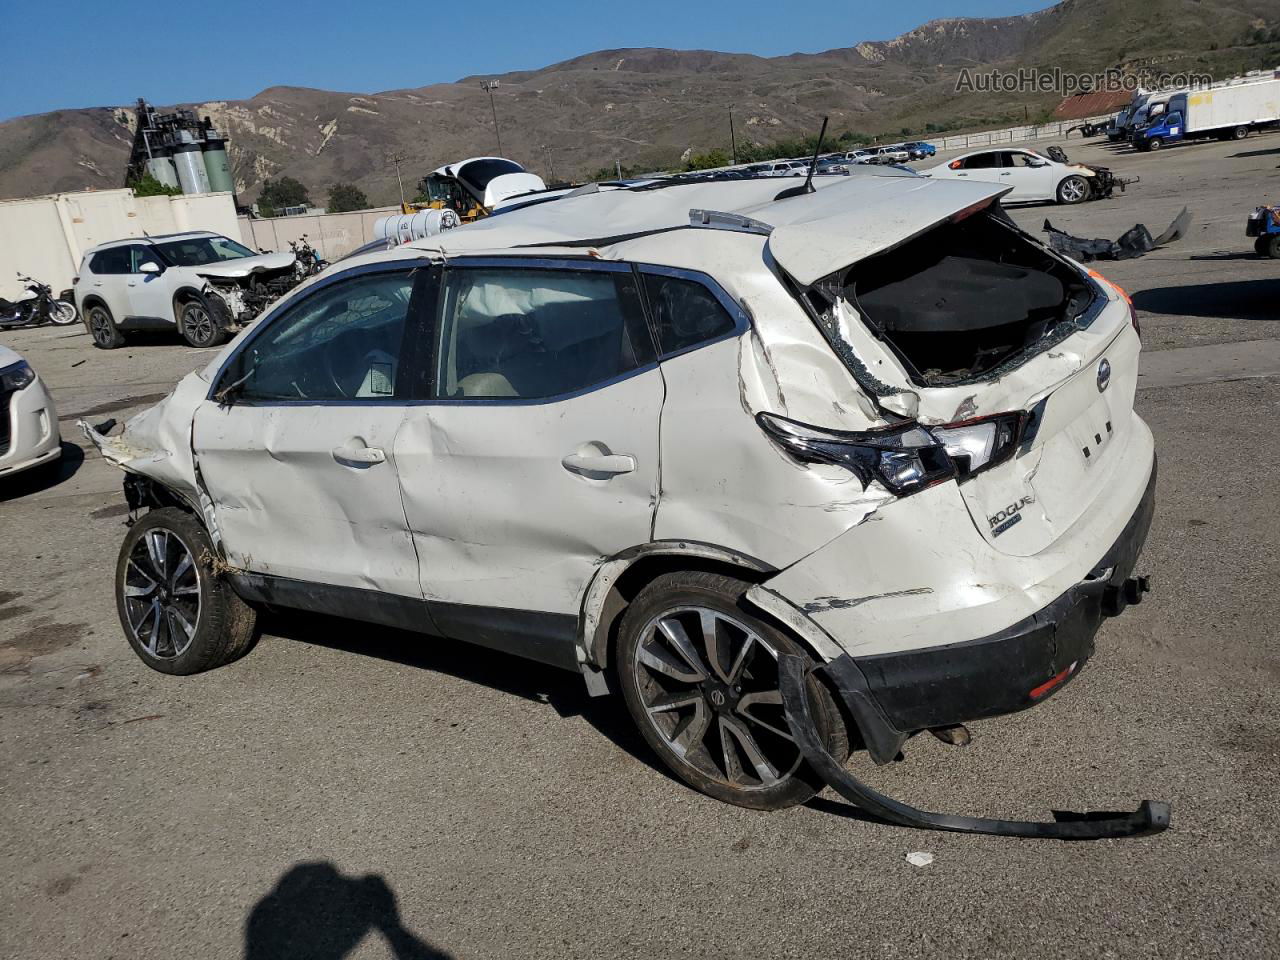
[179,300,226,348]
[1056,175,1089,205]
[86,303,125,349]
[48,299,78,325]
[1146,137,1163,151]
[616,572,849,810]
[115,508,257,675]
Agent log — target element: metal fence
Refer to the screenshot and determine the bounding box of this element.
[933,115,1113,152]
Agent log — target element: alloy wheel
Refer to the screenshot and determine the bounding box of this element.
[184,305,215,346]
[1060,178,1087,203]
[121,528,202,660]
[631,606,802,790]
[88,307,113,345]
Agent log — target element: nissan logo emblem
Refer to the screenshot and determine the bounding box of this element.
[1097,358,1111,393]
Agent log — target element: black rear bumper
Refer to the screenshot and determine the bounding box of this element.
[845,460,1156,757]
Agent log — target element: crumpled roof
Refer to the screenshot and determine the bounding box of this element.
[407,170,1009,285]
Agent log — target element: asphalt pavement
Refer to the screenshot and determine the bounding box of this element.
[1,131,1278,959]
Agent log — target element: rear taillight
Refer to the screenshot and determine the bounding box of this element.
[1090,269,1138,337]
[930,412,1023,479]
[757,411,1025,497]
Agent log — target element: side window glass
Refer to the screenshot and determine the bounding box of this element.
[434,267,652,400]
[223,270,415,402]
[130,246,162,272]
[642,272,737,357]
[92,248,129,274]
[965,153,999,170]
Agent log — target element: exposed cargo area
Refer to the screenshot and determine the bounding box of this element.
[845,211,1093,385]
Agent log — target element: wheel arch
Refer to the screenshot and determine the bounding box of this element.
[79,293,109,313]
[171,285,209,317]
[579,541,785,672]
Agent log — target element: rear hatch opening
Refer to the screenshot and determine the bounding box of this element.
[843,211,1095,387]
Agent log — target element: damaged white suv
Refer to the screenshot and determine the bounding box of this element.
[75,232,297,349]
[84,169,1166,838]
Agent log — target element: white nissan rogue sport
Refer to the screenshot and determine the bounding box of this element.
[83,169,1163,837]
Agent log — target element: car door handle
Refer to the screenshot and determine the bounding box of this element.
[562,451,636,479]
[1000,172,1012,176]
[331,439,386,466]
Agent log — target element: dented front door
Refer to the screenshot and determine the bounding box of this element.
[192,264,427,598]
[395,259,663,620]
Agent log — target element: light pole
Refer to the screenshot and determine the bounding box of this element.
[481,80,502,155]
[729,107,738,165]
[387,152,407,207]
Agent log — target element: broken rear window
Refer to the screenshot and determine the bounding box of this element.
[842,211,1093,386]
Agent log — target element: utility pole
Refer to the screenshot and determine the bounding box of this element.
[481,80,502,154]
[387,152,408,207]
[615,159,623,180]
[542,145,557,184]
[729,107,738,165]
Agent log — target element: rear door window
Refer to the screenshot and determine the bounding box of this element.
[433,264,652,400]
[963,152,1000,170]
[90,247,131,274]
[640,270,738,357]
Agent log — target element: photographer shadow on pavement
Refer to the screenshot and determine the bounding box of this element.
[245,862,451,959]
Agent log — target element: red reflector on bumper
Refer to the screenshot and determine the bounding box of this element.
[1029,661,1077,700]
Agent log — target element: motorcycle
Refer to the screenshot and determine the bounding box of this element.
[0,273,78,329]
[289,235,328,279]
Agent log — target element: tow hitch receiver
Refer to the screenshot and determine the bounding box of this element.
[779,655,1171,840]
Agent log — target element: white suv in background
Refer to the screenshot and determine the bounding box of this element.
[83,171,1166,838]
[74,232,297,349]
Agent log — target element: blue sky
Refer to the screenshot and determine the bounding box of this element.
[2,0,1051,120]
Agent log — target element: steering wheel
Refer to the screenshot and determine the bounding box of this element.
[323,329,365,398]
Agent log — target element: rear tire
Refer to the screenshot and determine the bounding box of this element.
[1232,125,1249,141]
[1056,175,1089,205]
[86,303,125,349]
[1258,235,1280,259]
[616,571,849,811]
[179,299,226,348]
[115,508,257,676]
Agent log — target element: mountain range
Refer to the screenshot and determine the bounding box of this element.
[0,0,1276,205]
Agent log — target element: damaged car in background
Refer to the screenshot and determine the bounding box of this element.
[82,167,1169,840]
[74,231,306,349]
[925,146,1135,204]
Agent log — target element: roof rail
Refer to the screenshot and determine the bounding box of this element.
[687,209,774,236]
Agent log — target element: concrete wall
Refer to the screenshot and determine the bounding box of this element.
[0,189,242,302]
[237,206,399,262]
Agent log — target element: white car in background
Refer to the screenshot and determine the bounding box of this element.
[74,232,297,350]
[82,172,1164,838]
[926,148,1097,204]
[872,146,910,164]
[0,346,60,477]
